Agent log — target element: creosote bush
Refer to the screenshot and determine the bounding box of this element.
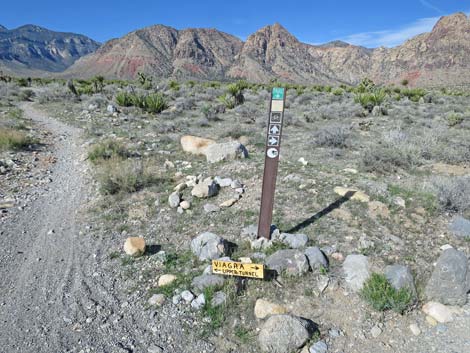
[88,140,130,163]
[432,176,470,213]
[361,273,413,314]
[313,124,351,148]
[0,128,35,151]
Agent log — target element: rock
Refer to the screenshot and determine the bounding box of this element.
[148,344,164,353]
[204,203,220,213]
[317,275,330,293]
[192,274,224,292]
[309,341,328,353]
[123,237,146,257]
[251,237,273,250]
[298,157,308,166]
[158,274,177,287]
[191,293,206,310]
[368,201,390,219]
[371,105,381,117]
[205,141,248,163]
[214,176,233,187]
[448,216,470,238]
[422,302,460,323]
[211,291,227,307]
[385,265,417,297]
[409,323,421,336]
[343,254,370,292]
[258,315,316,353]
[334,187,370,203]
[305,247,329,269]
[107,104,117,113]
[180,290,195,303]
[254,299,288,319]
[343,168,358,174]
[191,178,219,198]
[425,248,469,305]
[220,198,239,208]
[174,182,187,192]
[393,196,406,208]
[241,224,258,240]
[179,200,191,210]
[370,325,382,338]
[279,233,308,249]
[168,192,181,208]
[148,294,165,306]
[265,249,309,276]
[180,135,216,155]
[190,232,227,261]
[172,294,181,305]
[231,180,243,189]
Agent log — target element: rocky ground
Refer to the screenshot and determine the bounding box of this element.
[0,79,469,353]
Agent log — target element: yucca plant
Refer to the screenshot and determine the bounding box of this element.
[218,93,235,109]
[115,91,133,107]
[144,93,168,113]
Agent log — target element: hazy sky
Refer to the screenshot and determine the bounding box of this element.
[1,0,468,47]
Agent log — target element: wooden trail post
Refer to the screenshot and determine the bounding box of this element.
[257,87,286,239]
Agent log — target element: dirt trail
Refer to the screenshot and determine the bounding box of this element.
[0,104,212,353]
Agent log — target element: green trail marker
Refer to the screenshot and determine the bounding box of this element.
[272,87,285,100]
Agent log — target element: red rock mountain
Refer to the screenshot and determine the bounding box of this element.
[65,12,470,86]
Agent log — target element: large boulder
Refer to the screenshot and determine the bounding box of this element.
[190,232,227,261]
[180,135,216,155]
[258,314,317,353]
[205,141,248,163]
[254,299,288,319]
[448,216,470,238]
[278,233,309,249]
[265,249,309,276]
[425,248,470,306]
[343,254,370,292]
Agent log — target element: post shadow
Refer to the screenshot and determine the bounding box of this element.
[284,190,356,233]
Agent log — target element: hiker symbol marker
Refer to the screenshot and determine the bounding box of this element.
[258,87,287,239]
[212,260,264,279]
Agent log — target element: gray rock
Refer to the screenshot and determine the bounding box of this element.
[203,203,220,213]
[343,254,370,292]
[425,248,470,306]
[180,290,195,303]
[241,224,258,240]
[258,314,316,353]
[310,341,328,353]
[211,291,227,307]
[148,294,165,306]
[265,249,309,276]
[214,176,233,187]
[191,178,219,198]
[192,274,224,292]
[168,192,180,208]
[191,293,206,310]
[107,104,117,113]
[385,264,417,297]
[371,105,381,117]
[231,179,243,189]
[172,294,181,305]
[205,142,248,163]
[449,216,470,238]
[279,233,308,249]
[305,247,329,270]
[148,344,164,353]
[370,325,382,338]
[190,232,227,260]
[251,237,273,250]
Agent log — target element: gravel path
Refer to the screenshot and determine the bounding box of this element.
[0,104,213,353]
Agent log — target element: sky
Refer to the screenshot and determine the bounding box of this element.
[0,0,468,48]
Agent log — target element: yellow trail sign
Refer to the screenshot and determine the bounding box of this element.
[212,260,264,279]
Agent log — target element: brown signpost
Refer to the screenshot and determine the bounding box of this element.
[257,87,286,239]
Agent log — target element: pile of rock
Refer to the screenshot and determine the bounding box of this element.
[180,135,248,163]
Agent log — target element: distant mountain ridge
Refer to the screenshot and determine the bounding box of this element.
[0,24,99,74]
[3,13,470,87]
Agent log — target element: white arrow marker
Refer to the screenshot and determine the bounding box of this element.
[268,136,279,146]
[270,125,280,134]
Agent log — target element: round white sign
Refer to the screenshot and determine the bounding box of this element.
[267,148,279,159]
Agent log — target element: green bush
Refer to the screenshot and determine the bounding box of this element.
[332,88,343,96]
[169,80,180,91]
[354,89,386,112]
[144,93,168,113]
[115,91,134,107]
[88,140,129,163]
[361,273,413,314]
[401,88,426,102]
[447,112,464,127]
[218,93,235,109]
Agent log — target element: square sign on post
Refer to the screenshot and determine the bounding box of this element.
[257,87,286,239]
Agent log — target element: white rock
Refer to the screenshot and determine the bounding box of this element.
[158,274,177,287]
[422,302,460,323]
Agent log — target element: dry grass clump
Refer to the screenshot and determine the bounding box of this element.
[0,128,35,151]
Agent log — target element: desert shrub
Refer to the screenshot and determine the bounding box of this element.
[401,88,426,102]
[0,128,35,151]
[354,89,386,112]
[295,93,314,106]
[174,96,195,111]
[16,78,30,87]
[401,79,409,86]
[313,124,351,148]
[361,273,413,314]
[356,78,376,93]
[88,140,130,163]
[97,158,159,195]
[169,80,180,91]
[432,176,470,213]
[446,112,464,127]
[91,76,105,93]
[332,88,343,96]
[144,93,168,113]
[19,89,35,101]
[115,91,134,107]
[218,93,235,109]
